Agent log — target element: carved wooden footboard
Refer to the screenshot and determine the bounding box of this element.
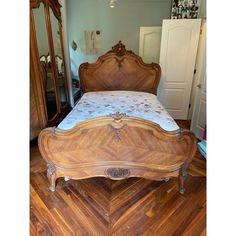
[38,113,197,193]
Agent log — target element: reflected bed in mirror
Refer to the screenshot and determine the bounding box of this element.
[40,54,67,107]
[40,53,63,75]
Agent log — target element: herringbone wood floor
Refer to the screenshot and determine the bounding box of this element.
[30,120,206,235]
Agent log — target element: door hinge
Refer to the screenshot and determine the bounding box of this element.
[194,69,197,74]
[189,104,191,109]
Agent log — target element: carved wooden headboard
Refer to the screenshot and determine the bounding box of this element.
[79,41,161,95]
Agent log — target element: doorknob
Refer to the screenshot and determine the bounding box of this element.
[197,84,202,88]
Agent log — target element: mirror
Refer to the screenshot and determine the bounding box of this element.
[49,7,67,107]
[32,3,58,120]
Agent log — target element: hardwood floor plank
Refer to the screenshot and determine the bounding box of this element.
[61,184,108,234]
[141,191,186,235]
[112,185,164,235]
[145,178,206,235]
[30,186,71,235]
[182,208,206,236]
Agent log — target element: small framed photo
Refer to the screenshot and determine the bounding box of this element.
[171,0,200,19]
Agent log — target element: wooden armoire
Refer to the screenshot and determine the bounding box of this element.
[30,0,71,140]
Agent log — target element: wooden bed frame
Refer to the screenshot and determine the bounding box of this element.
[38,41,197,194]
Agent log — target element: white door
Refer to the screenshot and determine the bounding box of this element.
[191,22,206,140]
[139,27,162,63]
[157,19,201,119]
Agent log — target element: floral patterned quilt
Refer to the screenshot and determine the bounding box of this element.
[58,91,179,131]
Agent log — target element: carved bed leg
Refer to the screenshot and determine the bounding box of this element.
[179,164,188,194]
[47,163,56,192]
[49,174,56,192]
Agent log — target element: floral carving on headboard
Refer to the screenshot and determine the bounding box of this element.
[109,40,134,57]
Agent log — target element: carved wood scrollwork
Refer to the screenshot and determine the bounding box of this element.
[108,112,128,123]
[114,57,125,69]
[109,124,127,142]
[109,40,134,57]
[108,112,128,141]
[47,0,62,23]
[105,168,130,180]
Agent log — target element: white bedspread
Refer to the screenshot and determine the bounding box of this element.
[58,91,179,131]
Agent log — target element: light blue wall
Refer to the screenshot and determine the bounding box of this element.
[66,0,172,77]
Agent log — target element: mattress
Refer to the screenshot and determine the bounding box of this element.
[58,91,179,131]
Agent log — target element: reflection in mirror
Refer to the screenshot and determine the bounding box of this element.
[32,3,57,120]
[49,7,67,107]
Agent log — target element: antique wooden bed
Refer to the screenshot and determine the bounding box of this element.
[38,41,197,194]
